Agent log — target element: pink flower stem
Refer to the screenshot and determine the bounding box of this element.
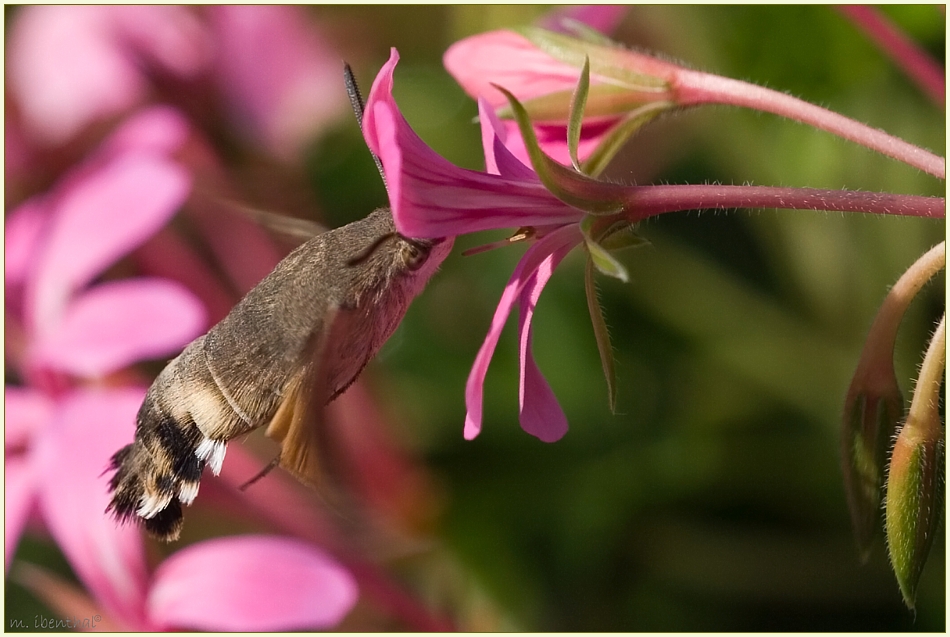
[837,5,945,109]
[861,241,945,371]
[345,561,457,632]
[673,69,946,179]
[626,184,944,220]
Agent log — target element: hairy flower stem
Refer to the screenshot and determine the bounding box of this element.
[673,69,946,179]
[624,185,944,220]
[915,315,946,440]
[868,242,947,354]
[837,5,945,108]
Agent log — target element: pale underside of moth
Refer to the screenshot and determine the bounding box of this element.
[107,207,452,541]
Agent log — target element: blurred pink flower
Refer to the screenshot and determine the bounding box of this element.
[364,48,589,441]
[13,389,358,631]
[7,5,212,146]
[209,5,348,160]
[5,105,358,631]
[536,5,629,35]
[5,111,204,379]
[4,106,204,574]
[7,5,345,161]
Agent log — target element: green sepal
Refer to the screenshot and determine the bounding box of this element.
[841,385,902,562]
[497,84,671,122]
[885,430,944,609]
[598,220,651,252]
[567,56,591,171]
[557,17,616,46]
[585,257,617,412]
[580,216,629,282]
[582,101,673,178]
[519,27,670,91]
[494,84,627,214]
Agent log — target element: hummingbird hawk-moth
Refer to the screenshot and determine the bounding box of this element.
[107,65,452,542]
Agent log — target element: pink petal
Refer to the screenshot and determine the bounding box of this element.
[444,31,585,110]
[464,225,582,439]
[148,535,358,631]
[500,118,616,168]
[210,5,346,160]
[5,455,39,566]
[4,198,50,290]
[478,98,535,179]
[26,153,191,335]
[517,245,575,442]
[99,106,192,159]
[7,6,209,146]
[537,5,629,35]
[13,564,125,631]
[110,6,212,79]
[30,278,206,377]
[364,49,582,239]
[35,388,151,628]
[4,386,54,450]
[7,6,146,145]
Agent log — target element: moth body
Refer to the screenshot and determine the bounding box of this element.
[107,208,451,541]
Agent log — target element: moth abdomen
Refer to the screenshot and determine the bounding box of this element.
[107,372,215,542]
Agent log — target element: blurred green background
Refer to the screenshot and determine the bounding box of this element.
[8,5,945,631]
[308,5,945,631]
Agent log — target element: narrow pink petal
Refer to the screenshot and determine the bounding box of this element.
[517,244,577,442]
[4,386,54,450]
[148,535,358,631]
[30,279,206,377]
[26,153,191,335]
[478,98,535,179]
[210,5,346,160]
[537,5,629,35]
[444,31,584,109]
[464,225,582,439]
[35,388,150,628]
[5,455,39,566]
[364,50,582,239]
[500,118,615,168]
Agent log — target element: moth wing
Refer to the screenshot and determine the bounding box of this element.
[263,305,351,487]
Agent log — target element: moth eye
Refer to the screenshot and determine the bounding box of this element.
[404,242,430,271]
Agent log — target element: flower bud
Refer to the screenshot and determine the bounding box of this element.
[884,315,945,609]
[885,419,944,609]
[841,376,903,560]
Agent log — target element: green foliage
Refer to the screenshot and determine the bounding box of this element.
[357,5,944,630]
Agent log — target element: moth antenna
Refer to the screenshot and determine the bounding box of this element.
[344,62,387,191]
[239,455,281,491]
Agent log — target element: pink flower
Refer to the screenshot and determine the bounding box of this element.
[13,388,358,631]
[7,6,211,146]
[444,29,677,167]
[7,5,345,161]
[209,5,348,160]
[5,109,203,380]
[364,49,592,441]
[4,108,204,610]
[5,106,359,631]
